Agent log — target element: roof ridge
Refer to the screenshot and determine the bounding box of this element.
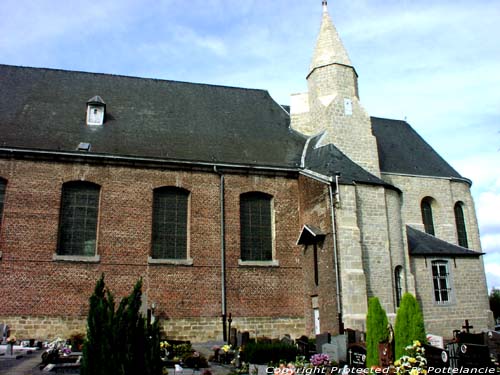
[0,63,269,93]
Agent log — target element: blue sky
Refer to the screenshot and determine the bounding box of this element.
[1,0,499,290]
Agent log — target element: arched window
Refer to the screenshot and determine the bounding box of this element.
[421,197,435,235]
[431,260,451,304]
[0,178,6,229]
[152,187,189,259]
[454,202,468,248]
[240,192,273,261]
[394,265,403,308]
[58,181,100,256]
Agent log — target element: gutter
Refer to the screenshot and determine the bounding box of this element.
[329,175,343,333]
[213,166,227,341]
[0,147,299,175]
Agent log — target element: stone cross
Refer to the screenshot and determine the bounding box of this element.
[462,320,474,333]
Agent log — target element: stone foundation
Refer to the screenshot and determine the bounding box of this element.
[1,315,306,342]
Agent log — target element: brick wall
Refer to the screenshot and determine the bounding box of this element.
[0,158,305,341]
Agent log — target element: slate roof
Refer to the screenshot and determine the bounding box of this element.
[371,117,464,180]
[304,134,391,186]
[406,226,483,257]
[0,64,306,169]
[296,224,326,245]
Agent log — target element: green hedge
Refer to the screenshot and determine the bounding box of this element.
[241,341,297,364]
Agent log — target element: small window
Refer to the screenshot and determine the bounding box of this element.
[432,260,451,304]
[421,197,435,235]
[454,202,468,248]
[394,265,403,308]
[0,178,6,229]
[151,187,189,259]
[240,192,273,261]
[57,181,100,256]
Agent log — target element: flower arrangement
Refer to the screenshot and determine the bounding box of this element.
[394,340,427,375]
[6,335,16,345]
[222,344,232,353]
[310,353,330,367]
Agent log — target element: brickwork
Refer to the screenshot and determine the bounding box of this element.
[0,158,305,340]
[297,175,339,335]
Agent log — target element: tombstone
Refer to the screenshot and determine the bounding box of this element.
[426,334,444,349]
[456,343,492,369]
[230,327,238,348]
[316,332,331,354]
[347,344,366,369]
[281,334,293,346]
[0,323,9,344]
[296,335,310,356]
[423,344,449,369]
[378,342,393,367]
[241,331,250,347]
[344,329,363,345]
[456,331,484,345]
[324,334,347,363]
[485,330,500,362]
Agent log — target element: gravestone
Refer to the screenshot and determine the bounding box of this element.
[347,344,366,369]
[345,329,363,345]
[241,331,250,347]
[230,328,238,348]
[423,343,449,369]
[486,331,500,362]
[316,332,331,354]
[281,334,293,346]
[426,334,444,349]
[456,331,484,345]
[323,336,347,364]
[296,335,310,356]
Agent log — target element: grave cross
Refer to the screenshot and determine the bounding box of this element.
[462,319,474,333]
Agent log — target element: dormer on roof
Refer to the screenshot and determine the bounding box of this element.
[86,95,106,126]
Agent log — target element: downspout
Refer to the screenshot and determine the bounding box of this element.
[214,166,227,341]
[328,174,343,334]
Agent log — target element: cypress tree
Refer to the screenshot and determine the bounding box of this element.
[365,297,389,367]
[394,293,426,358]
[82,275,162,375]
[81,274,115,375]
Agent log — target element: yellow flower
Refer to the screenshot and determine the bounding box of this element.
[409,357,416,363]
[394,360,400,366]
[410,369,419,375]
[222,344,231,353]
[413,340,421,347]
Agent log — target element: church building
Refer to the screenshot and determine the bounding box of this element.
[0,2,493,341]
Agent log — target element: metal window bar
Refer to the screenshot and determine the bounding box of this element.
[58,182,99,256]
[240,193,272,261]
[454,203,468,248]
[0,179,5,227]
[152,188,188,259]
[421,199,435,235]
[432,262,451,304]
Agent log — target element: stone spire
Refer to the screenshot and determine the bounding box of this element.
[309,1,352,76]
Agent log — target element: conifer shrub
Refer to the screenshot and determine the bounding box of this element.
[81,274,161,375]
[394,293,426,359]
[365,297,389,367]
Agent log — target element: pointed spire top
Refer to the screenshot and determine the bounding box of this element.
[309,1,352,75]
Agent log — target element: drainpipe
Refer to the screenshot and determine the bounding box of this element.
[214,166,227,341]
[329,173,343,334]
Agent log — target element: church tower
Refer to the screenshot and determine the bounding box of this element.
[291,1,381,177]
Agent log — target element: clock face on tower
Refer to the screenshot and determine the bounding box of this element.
[87,105,104,125]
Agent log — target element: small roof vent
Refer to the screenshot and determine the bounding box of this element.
[86,96,106,126]
[77,142,91,152]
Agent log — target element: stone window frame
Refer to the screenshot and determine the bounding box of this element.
[238,191,279,267]
[430,259,454,305]
[421,196,436,236]
[148,186,193,266]
[394,265,403,308]
[54,180,101,263]
[454,201,468,248]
